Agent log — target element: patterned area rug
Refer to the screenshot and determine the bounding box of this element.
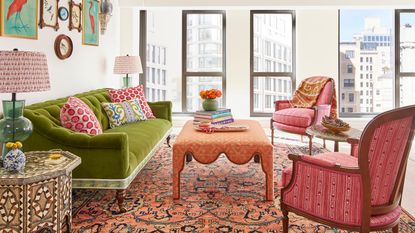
[72,137,415,232]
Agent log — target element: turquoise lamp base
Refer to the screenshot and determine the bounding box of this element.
[0,99,33,165]
[122,75,132,89]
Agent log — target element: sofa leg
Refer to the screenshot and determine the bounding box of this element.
[166,135,171,148]
[116,189,127,213]
[282,209,289,233]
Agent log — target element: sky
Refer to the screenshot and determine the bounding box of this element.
[340,9,394,42]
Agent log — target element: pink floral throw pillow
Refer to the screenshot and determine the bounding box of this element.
[60,97,103,135]
[108,85,155,118]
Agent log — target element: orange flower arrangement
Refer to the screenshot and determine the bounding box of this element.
[199,89,222,99]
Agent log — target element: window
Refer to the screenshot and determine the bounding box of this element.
[347,64,353,73]
[344,79,354,88]
[349,93,354,102]
[345,50,355,58]
[184,11,225,112]
[140,10,182,110]
[251,10,295,115]
[339,10,394,115]
[397,10,415,107]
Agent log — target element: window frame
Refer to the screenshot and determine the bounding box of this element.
[182,10,226,113]
[395,9,415,108]
[250,10,296,117]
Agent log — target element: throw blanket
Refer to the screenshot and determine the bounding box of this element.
[290,76,337,118]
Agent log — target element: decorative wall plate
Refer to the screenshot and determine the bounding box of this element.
[58,7,69,21]
[54,35,73,60]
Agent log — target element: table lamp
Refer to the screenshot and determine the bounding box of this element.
[0,49,50,167]
[113,55,143,88]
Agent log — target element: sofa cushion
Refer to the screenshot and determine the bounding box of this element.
[60,97,103,135]
[108,85,155,118]
[104,118,172,177]
[102,99,147,128]
[273,108,315,128]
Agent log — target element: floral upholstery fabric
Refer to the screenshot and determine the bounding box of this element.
[60,97,102,135]
[102,99,147,128]
[273,108,315,128]
[108,85,155,118]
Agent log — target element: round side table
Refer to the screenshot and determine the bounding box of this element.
[0,150,81,233]
[306,124,362,155]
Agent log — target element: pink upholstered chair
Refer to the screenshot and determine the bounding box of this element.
[271,77,334,155]
[280,105,415,233]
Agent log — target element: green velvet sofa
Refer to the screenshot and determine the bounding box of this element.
[23,88,172,212]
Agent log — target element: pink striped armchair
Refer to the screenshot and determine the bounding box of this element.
[271,77,334,155]
[281,105,415,233]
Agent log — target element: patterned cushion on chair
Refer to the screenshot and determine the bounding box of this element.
[273,108,315,128]
[282,152,358,187]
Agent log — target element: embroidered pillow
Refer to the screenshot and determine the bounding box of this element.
[107,85,155,118]
[60,97,103,135]
[101,99,147,128]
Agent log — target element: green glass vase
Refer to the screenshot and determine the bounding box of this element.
[0,100,33,160]
[202,98,219,111]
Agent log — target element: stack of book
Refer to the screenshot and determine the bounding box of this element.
[194,108,234,125]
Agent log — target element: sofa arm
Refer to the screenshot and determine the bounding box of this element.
[148,101,172,123]
[24,110,128,150]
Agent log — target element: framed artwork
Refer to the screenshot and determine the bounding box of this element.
[39,0,59,30]
[68,1,81,32]
[58,7,69,21]
[82,0,99,46]
[0,0,38,39]
[54,34,73,60]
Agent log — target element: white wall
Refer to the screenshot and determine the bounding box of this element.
[226,10,251,118]
[296,9,338,82]
[0,0,121,109]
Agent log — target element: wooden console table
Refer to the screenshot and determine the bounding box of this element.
[0,150,81,232]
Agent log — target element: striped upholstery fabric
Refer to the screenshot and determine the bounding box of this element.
[366,117,413,206]
[283,159,363,226]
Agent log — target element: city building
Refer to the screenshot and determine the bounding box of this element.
[339,16,393,114]
[252,14,293,113]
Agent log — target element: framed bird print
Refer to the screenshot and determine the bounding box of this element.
[0,0,38,39]
[82,0,99,46]
[39,0,59,30]
[68,0,81,32]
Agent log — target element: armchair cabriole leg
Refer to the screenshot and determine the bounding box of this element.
[392,225,399,233]
[116,189,127,213]
[270,118,274,145]
[166,135,171,147]
[282,208,289,233]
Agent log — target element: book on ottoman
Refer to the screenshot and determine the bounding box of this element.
[194,108,234,125]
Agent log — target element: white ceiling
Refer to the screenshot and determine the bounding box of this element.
[119,0,415,8]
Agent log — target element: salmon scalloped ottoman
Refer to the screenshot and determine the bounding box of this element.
[172,120,274,201]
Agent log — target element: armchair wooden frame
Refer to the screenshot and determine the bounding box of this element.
[280,105,415,233]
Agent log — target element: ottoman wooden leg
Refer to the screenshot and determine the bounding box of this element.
[254,154,260,163]
[173,153,185,200]
[260,154,274,201]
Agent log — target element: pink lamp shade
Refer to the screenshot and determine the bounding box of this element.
[113,55,143,75]
[0,50,50,93]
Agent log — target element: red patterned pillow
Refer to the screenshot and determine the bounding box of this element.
[108,85,155,118]
[60,97,103,135]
